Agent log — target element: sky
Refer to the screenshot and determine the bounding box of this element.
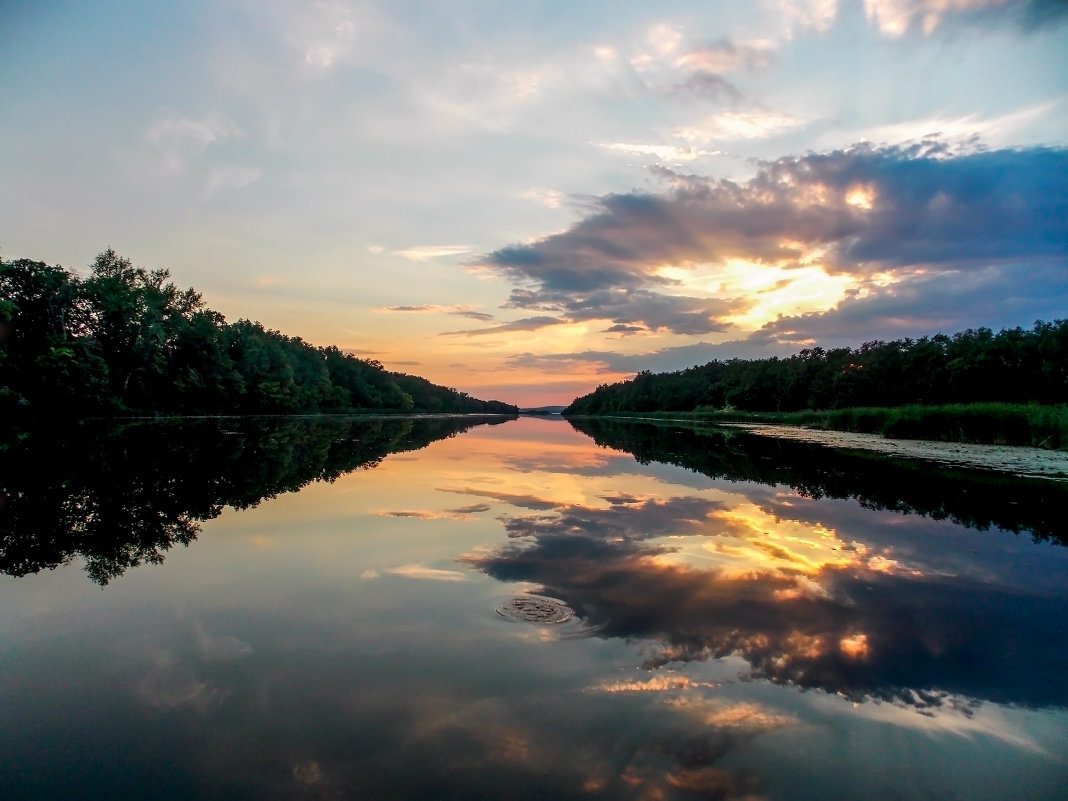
[2,0,1067,406]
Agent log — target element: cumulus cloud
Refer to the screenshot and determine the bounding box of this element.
[475,143,1067,340]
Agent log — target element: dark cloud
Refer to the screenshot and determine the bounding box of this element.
[561,289,746,335]
[450,309,495,322]
[475,143,1067,342]
[501,287,748,336]
[603,323,647,335]
[503,341,795,376]
[441,315,563,336]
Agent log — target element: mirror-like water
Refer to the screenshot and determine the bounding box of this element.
[2,416,1066,800]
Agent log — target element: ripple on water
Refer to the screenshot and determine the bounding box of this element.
[496,595,574,625]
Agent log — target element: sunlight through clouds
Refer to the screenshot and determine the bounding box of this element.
[4,0,1067,405]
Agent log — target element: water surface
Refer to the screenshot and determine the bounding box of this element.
[2,416,1066,800]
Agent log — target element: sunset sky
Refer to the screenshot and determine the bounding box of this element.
[3,0,1066,405]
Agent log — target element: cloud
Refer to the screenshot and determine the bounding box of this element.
[385,563,468,582]
[746,261,1068,347]
[604,323,646,335]
[503,340,796,376]
[147,114,241,174]
[832,101,1061,150]
[391,245,471,261]
[441,316,565,337]
[204,164,262,197]
[669,71,742,102]
[462,482,1068,709]
[673,39,774,74]
[451,310,495,322]
[599,142,726,162]
[475,143,1067,340]
[377,503,492,520]
[520,188,565,208]
[673,109,806,141]
[382,304,494,322]
[761,0,839,38]
[863,0,1068,37]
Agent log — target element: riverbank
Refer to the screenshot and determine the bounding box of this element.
[565,403,1068,450]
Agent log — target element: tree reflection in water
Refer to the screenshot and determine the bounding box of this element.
[0,415,510,585]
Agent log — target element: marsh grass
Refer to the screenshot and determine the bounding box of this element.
[600,403,1068,450]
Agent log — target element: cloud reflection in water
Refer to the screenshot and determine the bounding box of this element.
[461,470,1068,712]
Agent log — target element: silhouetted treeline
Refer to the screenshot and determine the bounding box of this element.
[0,251,517,420]
[0,415,503,585]
[564,321,1068,415]
[569,417,1068,545]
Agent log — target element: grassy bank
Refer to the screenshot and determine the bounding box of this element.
[570,403,1068,450]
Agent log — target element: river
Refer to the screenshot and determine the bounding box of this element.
[2,415,1065,800]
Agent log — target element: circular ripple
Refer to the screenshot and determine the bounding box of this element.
[496,595,574,625]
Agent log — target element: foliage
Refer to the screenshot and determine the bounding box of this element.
[564,323,1068,423]
[600,402,1068,450]
[0,252,517,421]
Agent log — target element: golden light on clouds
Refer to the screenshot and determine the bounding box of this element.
[846,185,876,210]
[839,633,871,660]
[706,259,853,329]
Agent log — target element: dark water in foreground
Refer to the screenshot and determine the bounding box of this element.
[2,416,1066,800]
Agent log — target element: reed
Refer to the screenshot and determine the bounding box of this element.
[619,403,1068,450]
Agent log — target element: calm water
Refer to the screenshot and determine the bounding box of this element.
[2,415,1066,800]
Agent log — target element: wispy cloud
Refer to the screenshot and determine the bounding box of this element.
[392,245,471,261]
[674,109,806,141]
[599,142,726,162]
[381,304,494,322]
[673,39,774,74]
[147,114,240,174]
[385,563,468,582]
[442,316,565,337]
[204,164,262,198]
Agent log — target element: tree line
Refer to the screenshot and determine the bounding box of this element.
[0,250,517,420]
[564,321,1068,415]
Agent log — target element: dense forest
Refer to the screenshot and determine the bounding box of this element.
[0,251,516,421]
[564,321,1068,415]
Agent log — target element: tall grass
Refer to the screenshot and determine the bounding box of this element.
[613,403,1068,450]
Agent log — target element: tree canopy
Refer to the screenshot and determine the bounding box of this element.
[0,251,517,422]
[564,322,1068,415]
